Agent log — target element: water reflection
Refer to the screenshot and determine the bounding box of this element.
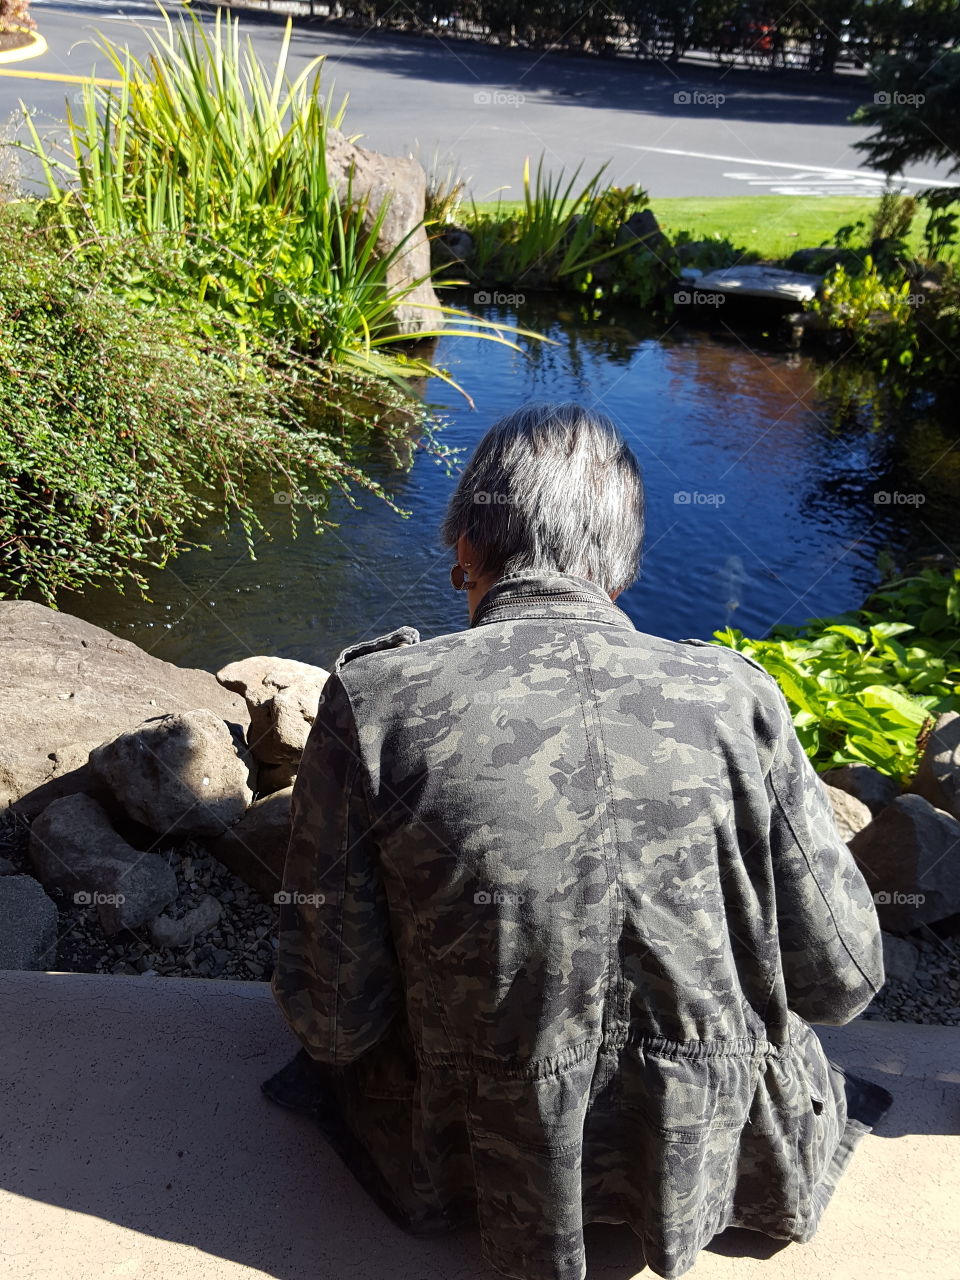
[60,303,960,674]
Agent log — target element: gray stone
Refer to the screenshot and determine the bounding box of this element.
[696,265,823,304]
[89,710,254,839]
[615,208,668,254]
[148,895,223,950]
[824,783,873,843]
[246,674,329,770]
[210,787,292,901]
[849,794,960,933]
[821,763,900,817]
[256,761,298,798]
[29,794,178,935]
[0,875,58,970]
[881,931,920,984]
[0,602,247,817]
[217,656,328,708]
[326,128,439,337]
[910,711,960,822]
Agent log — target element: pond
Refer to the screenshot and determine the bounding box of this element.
[64,300,960,674]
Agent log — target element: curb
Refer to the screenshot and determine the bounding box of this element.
[0,27,48,67]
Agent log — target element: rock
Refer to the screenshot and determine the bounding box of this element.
[210,787,293,901]
[217,656,328,708]
[910,711,960,821]
[433,225,474,266]
[785,246,862,275]
[824,783,872,843]
[248,680,329,771]
[148,895,223,950]
[89,710,254,838]
[326,127,440,337]
[217,655,328,769]
[615,209,668,254]
[29,794,177,934]
[881,931,920,984]
[848,794,960,932]
[695,265,823,304]
[0,602,247,816]
[256,761,298,797]
[821,763,900,817]
[0,875,58,969]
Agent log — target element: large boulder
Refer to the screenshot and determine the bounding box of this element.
[0,602,248,817]
[217,656,327,707]
[820,763,900,817]
[217,656,329,771]
[848,794,960,933]
[824,783,872,843]
[0,875,58,970]
[326,127,440,337]
[29,794,178,934]
[909,711,960,822]
[89,711,254,839]
[210,786,293,901]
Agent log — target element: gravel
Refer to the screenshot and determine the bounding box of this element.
[3,808,959,1021]
[0,810,278,983]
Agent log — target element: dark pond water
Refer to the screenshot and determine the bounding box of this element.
[65,301,960,674]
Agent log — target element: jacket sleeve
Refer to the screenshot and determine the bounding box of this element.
[765,687,885,1026]
[271,671,402,1065]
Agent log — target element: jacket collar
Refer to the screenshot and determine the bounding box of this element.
[470,572,636,632]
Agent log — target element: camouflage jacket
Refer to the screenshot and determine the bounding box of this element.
[272,572,886,1280]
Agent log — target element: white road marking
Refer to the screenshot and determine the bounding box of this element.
[619,144,958,190]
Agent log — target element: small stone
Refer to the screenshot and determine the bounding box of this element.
[821,763,899,817]
[0,875,58,970]
[823,783,872,843]
[881,931,920,984]
[149,895,223,949]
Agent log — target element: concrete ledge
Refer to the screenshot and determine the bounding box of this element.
[0,970,957,1279]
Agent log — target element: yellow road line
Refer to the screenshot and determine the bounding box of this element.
[0,29,48,67]
[0,68,122,85]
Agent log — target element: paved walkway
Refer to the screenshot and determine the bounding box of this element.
[1,970,957,1279]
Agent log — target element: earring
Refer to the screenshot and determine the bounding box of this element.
[450,563,477,591]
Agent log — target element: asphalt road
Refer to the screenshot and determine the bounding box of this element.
[2,0,955,198]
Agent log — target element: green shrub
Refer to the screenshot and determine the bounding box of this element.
[0,217,428,603]
[714,567,960,782]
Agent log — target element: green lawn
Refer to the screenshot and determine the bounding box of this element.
[652,196,887,261]
[467,195,930,263]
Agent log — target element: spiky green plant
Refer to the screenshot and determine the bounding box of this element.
[17,9,524,387]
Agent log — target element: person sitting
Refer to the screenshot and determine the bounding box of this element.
[265,401,890,1280]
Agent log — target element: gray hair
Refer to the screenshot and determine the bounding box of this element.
[440,402,644,594]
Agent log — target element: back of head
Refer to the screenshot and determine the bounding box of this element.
[441,402,645,596]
